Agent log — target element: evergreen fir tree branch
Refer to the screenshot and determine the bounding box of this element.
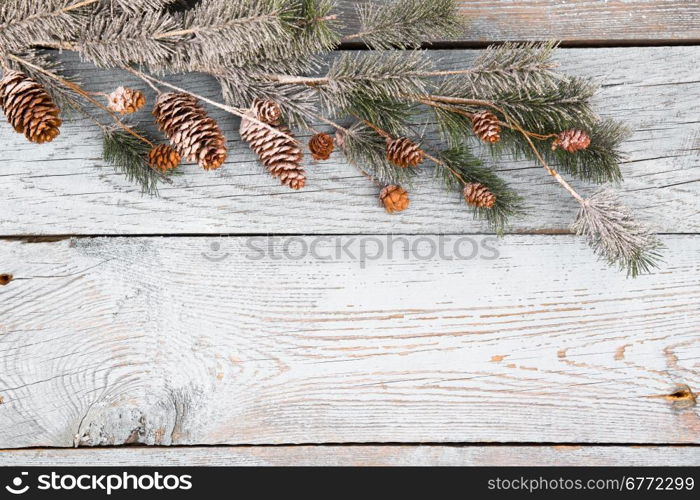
[572,189,663,277]
[102,128,171,196]
[0,0,91,54]
[319,51,432,116]
[346,0,465,49]
[436,144,525,233]
[75,10,182,67]
[498,118,629,184]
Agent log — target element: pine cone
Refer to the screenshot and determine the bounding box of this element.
[464,182,496,208]
[108,86,146,115]
[240,111,306,190]
[552,129,591,153]
[309,132,334,160]
[148,144,181,172]
[380,185,409,214]
[471,111,501,143]
[251,99,282,125]
[0,70,62,144]
[386,137,424,168]
[153,92,227,170]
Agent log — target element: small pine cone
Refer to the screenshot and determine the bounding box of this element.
[251,99,282,125]
[108,86,146,115]
[153,92,228,170]
[386,137,424,168]
[240,111,306,190]
[309,132,334,161]
[148,144,181,172]
[0,70,62,144]
[380,185,409,214]
[552,129,591,153]
[464,182,496,209]
[471,111,501,143]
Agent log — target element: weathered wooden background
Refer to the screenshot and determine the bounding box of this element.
[0,0,699,466]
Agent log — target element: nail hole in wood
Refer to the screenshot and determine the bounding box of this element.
[0,274,12,286]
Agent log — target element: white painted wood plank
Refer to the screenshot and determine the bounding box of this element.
[338,0,700,43]
[1,47,698,235]
[1,446,698,466]
[0,235,698,448]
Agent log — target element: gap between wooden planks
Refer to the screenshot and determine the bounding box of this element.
[0,235,697,448]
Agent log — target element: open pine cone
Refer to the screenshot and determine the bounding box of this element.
[251,99,282,125]
[240,110,306,190]
[0,70,62,144]
[386,137,424,168]
[464,182,496,208]
[380,185,409,214]
[552,129,591,152]
[471,111,501,143]
[148,144,181,172]
[309,132,334,160]
[108,86,146,115]
[153,92,227,170]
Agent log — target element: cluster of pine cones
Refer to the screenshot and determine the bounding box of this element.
[0,70,592,218]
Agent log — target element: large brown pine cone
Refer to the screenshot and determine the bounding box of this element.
[386,137,424,168]
[240,111,306,190]
[552,129,591,153]
[471,111,501,143]
[0,70,62,144]
[153,92,228,170]
[464,182,496,208]
[309,132,334,160]
[380,185,409,214]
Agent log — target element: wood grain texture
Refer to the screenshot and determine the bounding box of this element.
[337,0,700,43]
[0,235,698,448]
[1,446,698,466]
[1,47,698,236]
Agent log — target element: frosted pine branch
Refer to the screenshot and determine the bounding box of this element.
[572,190,663,277]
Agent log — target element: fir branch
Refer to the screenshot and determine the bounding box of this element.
[346,0,464,49]
[436,145,525,233]
[102,128,170,195]
[319,51,432,117]
[498,118,629,184]
[75,10,182,67]
[0,0,91,54]
[572,189,663,277]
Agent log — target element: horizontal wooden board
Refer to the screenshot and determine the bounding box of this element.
[338,0,700,44]
[0,235,698,448]
[0,48,699,236]
[1,445,698,466]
